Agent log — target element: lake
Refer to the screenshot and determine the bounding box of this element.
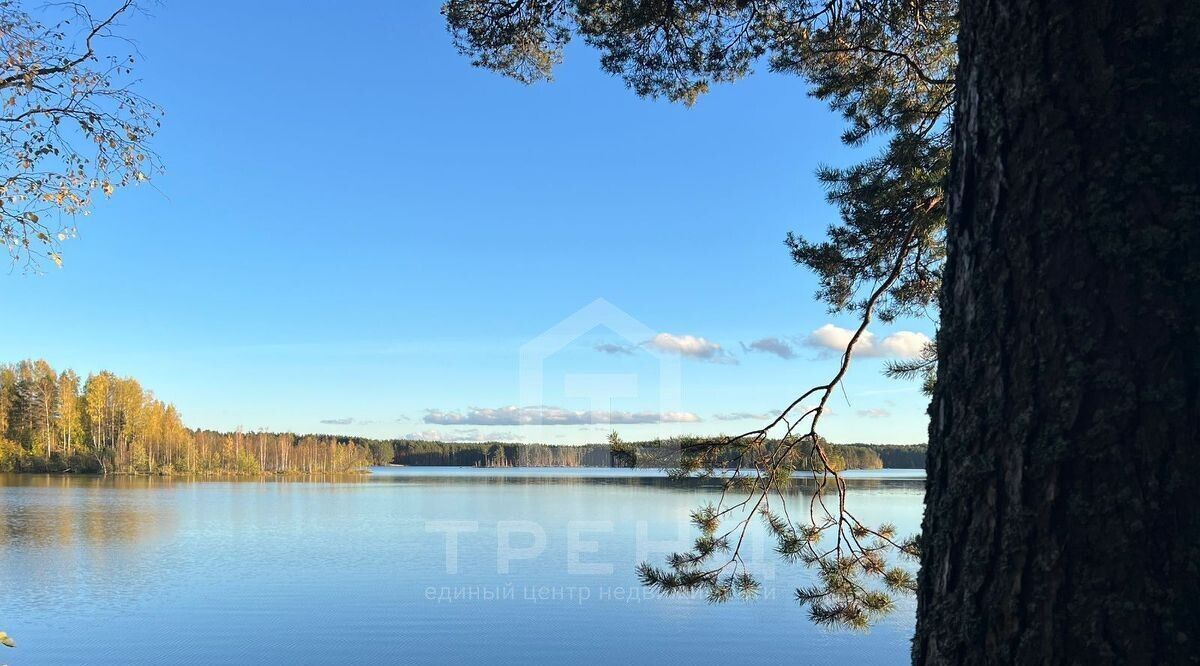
[0,468,924,665]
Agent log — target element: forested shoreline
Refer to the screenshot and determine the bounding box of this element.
[0,360,925,475]
[393,440,926,470]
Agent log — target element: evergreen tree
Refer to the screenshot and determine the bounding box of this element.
[444,0,947,626]
[915,0,1199,661]
[442,0,1200,656]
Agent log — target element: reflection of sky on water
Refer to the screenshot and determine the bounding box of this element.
[0,470,922,665]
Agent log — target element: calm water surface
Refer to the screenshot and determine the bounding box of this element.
[0,468,924,665]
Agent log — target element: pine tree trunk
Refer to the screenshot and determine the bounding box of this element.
[915,0,1200,662]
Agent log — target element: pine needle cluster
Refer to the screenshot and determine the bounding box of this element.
[443,0,956,628]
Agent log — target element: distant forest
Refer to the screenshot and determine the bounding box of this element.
[392,440,926,470]
[0,360,925,475]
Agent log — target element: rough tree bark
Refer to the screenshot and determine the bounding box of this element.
[915,0,1200,663]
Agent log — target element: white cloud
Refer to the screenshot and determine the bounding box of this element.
[403,429,523,442]
[805,324,931,359]
[319,417,355,425]
[423,406,702,426]
[806,324,860,354]
[594,342,636,355]
[591,332,737,364]
[644,333,736,364]
[875,331,930,359]
[742,337,797,360]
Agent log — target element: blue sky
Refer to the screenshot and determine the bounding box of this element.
[0,1,933,445]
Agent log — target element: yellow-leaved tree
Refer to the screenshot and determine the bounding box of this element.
[1,0,162,270]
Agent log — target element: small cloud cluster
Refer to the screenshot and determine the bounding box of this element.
[603,324,928,365]
[805,324,930,359]
[403,429,523,443]
[594,342,636,355]
[644,333,735,364]
[593,332,737,364]
[423,406,701,426]
[741,337,797,360]
[319,417,355,425]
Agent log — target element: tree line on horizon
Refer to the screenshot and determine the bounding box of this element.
[0,359,924,475]
[0,359,377,474]
[393,440,924,470]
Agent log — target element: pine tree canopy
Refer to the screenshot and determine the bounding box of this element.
[443,0,954,626]
[444,0,952,322]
